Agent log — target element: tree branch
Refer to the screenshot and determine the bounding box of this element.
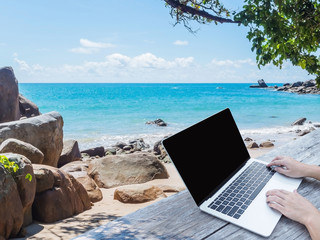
[164,0,239,24]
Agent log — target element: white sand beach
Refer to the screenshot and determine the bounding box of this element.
[17,148,271,240]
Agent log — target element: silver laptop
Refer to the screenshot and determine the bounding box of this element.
[162,108,302,237]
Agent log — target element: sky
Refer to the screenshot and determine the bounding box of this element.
[0,0,314,83]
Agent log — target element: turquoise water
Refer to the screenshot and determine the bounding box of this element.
[18,83,320,149]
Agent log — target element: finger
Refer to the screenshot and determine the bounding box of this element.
[266,189,290,198]
[274,167,288,175]
[267,202,286,214]
[267,159,285,167]
[266,195,285,206]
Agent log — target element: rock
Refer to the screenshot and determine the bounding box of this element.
[61,161,103,203]
[19,94,41,119]
[0,67,20,123]
[114,184,166,203]
[244,137,253,141]
[129,138,150,151]
[33,167,55,193]
[0,164,24,239]
[88,152,169,189]
[32,164,91,223]
[291,81,303,87]
[259,141,274,148]
[146,119,167,127]
[58,140,81,168]
[0,138,44,164]
[0,111,63,167]
[303,80,316,87]
[298,130,311,136]
[76,175,103,203]
[247,142,259,149]
[81,146,105,157]
[291,117,307,126]
[113,142,127,149]
[156,184,186,193]
[250,79,268,88]
[105,147,117,155]
[2,154,37,227]
[258,79,268,87]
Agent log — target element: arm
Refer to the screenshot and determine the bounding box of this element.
[266,189,320,240]
[267,156,320,181]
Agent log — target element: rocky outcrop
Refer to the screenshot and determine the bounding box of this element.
[58,139,81,168]
[8,154,36,227]
[114,184,166,203]
[0,165,24,239]
[32,164,91,223]
[0,67,20,123]
[0,111,63,167]
[88,152,169,189]
[250,79,268,88]
[113,138,150,154]
[0,153,36,239]
[61,161,103,203]
[0,138,44,164]
[276,80,320,94]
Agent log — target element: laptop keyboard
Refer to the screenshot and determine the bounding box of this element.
[208,161,275,219]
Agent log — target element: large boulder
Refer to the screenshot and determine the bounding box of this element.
[32,164,91,223]
[61,161,103,203]
[0,165,24,239]
[58,139,81,168]
[0,111,63,167]
[114,184,166,203]
[88,152,169,189]
[19,94,41,119]
[0,138,44,164]
[0,67,20,123]
[3,153,36,227]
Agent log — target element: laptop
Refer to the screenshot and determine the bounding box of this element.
[161,108,302,237]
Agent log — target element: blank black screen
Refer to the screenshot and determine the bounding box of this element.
[162,108,250,206]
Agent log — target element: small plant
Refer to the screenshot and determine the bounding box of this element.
[0,155,32,182]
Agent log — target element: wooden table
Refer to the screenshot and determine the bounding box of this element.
[73,130,320,240]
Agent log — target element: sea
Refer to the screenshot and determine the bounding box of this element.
[19,83,320,150]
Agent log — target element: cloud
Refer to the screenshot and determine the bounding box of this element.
[173,40,189,46]
[80,39,114,48]
[70,38,115,54]
[210,58,256,68]
[13,53,311,83]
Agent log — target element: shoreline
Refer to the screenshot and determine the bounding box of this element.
[17,150,268,240]
[14,128,305,240]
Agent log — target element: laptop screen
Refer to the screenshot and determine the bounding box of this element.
[162,108,250,206]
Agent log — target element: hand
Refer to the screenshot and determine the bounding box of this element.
[266,189,318,226]
[267,156,307,178]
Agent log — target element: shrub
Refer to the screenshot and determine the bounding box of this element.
[0,155,32,182]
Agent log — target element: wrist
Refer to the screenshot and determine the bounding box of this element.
[304,210,320,238]
[303,164,320,180]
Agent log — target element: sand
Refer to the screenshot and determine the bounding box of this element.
[15,148,272,240]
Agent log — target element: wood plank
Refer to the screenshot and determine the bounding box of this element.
[73,130,320,240]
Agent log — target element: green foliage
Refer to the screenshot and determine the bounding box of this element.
[0,155,32,182]
[164,0,320,86]
[234,0,320,86]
